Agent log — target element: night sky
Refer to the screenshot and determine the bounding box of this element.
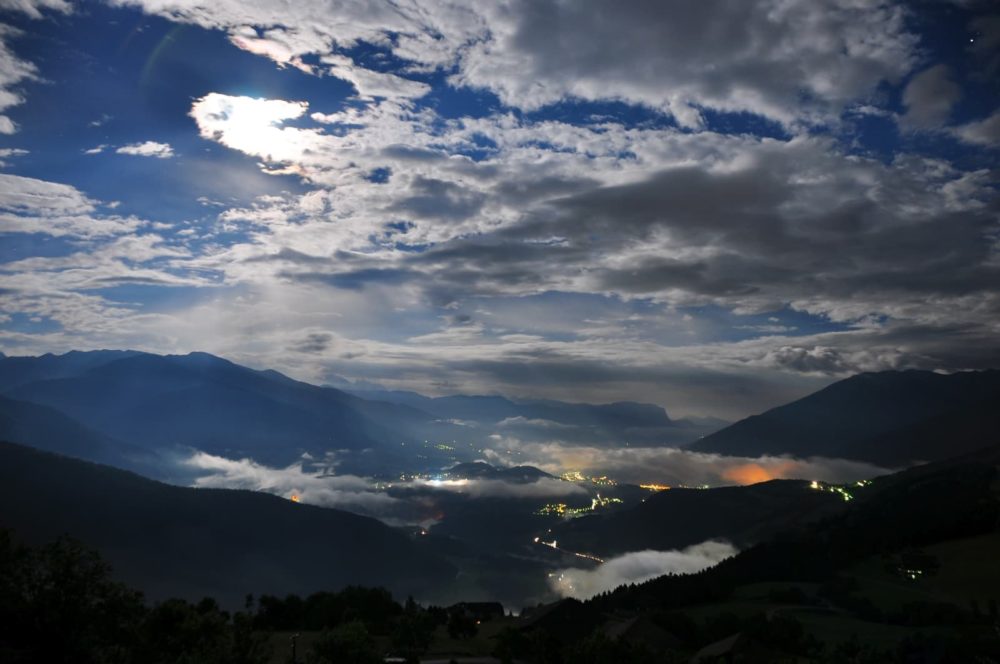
[0,0,997,419]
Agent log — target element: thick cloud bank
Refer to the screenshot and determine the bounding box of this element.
[482,438,890,486]
[549,541,738,600]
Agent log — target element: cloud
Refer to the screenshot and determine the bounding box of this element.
[549,541,738,599]
[185,450,403,516]
[182,106,999,348]
[111,0,918,128]
[3,0,997,425]
[497,417,577,431]
[763,345,853,374]
[481,438,891,486]
[459,1,917,127]
[228,29,315,74]
[189,93,321,165]
[411,476,587,499]
[901,65,961,129]
[290,331,334,354]
[321,54,431,100]
[0,1,72,19]
[182,449,587,527]
[0,1,72,129]
[0,173,143,237]
[953,110,1000,147]
[0,24,39,134]
[0,146,26,166]
[115,141,175,158]
[1,232,200,293]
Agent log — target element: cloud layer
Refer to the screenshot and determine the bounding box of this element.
[110,0,920,128]
[481,438,890,486]
[184,449,589,525]
[549,541,738,600]
[1,0,998,420]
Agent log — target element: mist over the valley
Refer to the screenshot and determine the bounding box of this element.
[183,440,891,525]
[549,541,739,600]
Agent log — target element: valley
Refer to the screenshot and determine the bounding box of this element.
[1,350,998,661]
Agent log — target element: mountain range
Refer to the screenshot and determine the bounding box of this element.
[689,369,1000,466]
[0,350,701,477]
[8,350,997,478]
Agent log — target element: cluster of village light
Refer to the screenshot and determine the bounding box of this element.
[535,537,604,563]
[535,493,623,518]
[809,478,873,502]
[559,470,619,487]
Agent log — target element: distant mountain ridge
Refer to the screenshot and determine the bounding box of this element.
[689,369,1000,466]
[0,349,143,392]
[1,351,409,468]
[362,391,673,428]
[0,350,707,476]
[344,387,722,445]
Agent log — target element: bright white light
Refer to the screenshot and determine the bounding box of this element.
[190,93,319,164]
[422,478,470,489]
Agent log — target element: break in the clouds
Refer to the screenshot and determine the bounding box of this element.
[549,541,738,600]
[0,0,998,419]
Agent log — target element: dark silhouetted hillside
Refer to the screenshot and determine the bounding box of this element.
[838,396,1000,466]
[446,461,553,482]
[0,441,454,607]
[550,479,846,558]
[689,369,1000,465]
[597,442,1000,612]
[0,394,135,465]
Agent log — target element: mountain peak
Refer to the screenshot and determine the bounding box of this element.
[690,369,1000,465]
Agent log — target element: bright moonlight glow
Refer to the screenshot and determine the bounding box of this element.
[190,93,318,164]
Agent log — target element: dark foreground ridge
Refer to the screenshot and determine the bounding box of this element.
[0,441,454,607]
[3,441,999,662]
[550,478,846,558]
